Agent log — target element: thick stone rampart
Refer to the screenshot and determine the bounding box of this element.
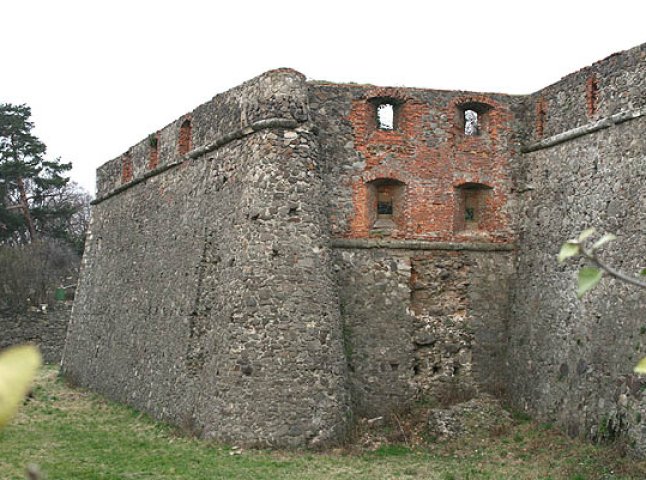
[509,43,646,451]
[63,69,349,447]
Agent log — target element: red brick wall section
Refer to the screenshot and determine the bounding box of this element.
[536,97,547,138]
[178,117,192,156]
[148,132,160,170]
[346,88,514,243]
[586,74,598,118]
[121,151,133,184]
[535,97,546,138]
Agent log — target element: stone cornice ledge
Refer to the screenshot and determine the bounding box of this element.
[187,118,299,159]
[330,238,515,251]
[522,107,646,153]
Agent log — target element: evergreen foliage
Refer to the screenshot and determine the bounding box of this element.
[0,103,75,245]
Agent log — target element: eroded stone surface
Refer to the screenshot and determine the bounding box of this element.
[427,395,513,441]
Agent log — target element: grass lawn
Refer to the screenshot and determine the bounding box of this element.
[2,367,646,479]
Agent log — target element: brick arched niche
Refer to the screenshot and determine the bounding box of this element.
[148,132,160,170]
[178,117,192,155]
[456,101,493,137]
[454,182,493,232]
[121,150,133,184]
[366,178,406,234]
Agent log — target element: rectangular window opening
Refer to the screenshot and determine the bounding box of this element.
[377,103,394,130]
[378,199,393,216]
[370,179,404,232]
[464,109,478,135]
[377,188,394,218]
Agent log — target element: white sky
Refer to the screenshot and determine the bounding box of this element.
[2,0,645,195]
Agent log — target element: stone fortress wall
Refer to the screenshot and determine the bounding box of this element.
[63,71,350,447]
[1,305,71,363]
[509,43,646,453]
[307,81,519,416]
[62,43,646,449]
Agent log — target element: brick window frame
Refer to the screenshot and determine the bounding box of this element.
[367,178,406,233]
[454,182,493,232]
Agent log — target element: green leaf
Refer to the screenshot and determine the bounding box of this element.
[577,228,596,242]
[577,267,602,298]
[0,345,42,429]
[640,268,646,276]
[591,233,616,251]
[558,242,581,263]
[635,356,646,374]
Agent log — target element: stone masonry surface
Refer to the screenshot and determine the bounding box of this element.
[63,43,646,450]
[1,305,71,363]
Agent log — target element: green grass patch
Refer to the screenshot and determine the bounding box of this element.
[370,444,412,457]
[2,367,646,479]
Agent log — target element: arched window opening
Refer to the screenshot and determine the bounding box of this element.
[454,182,493,232]
[377,188,394,216]
[464,109,478,135]
[367,178,405,232]
[178,118,192,155]
[370,97,403,131]
[377,103,394,130]
[457,102,492,137]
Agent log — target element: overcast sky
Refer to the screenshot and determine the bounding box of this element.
[3,0,645,195]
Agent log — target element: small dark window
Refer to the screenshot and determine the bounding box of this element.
[377,187,395,218]
[367,178,405,232]
[455,182,493,232]
[378,195,393,215]
[463,190,480,228]
[464,109,478,135]
[377,103,394,130]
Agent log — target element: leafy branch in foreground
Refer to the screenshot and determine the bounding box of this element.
[558,229,646,373]
[0,345,43,479]
[558,228,646,297]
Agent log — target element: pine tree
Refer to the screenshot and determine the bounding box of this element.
[0,104,72,243]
